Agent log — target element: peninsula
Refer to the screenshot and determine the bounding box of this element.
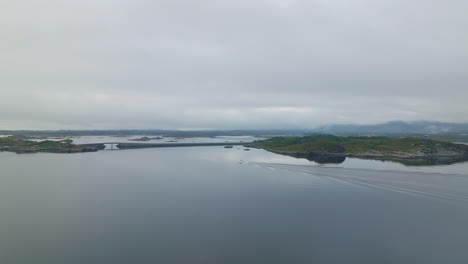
[0,136,104,153]
[249,134,468,164]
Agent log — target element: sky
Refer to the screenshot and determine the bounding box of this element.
[1,0,468,130]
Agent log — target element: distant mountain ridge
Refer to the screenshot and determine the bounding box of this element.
[313,121,468,135]
[1,121,468,137]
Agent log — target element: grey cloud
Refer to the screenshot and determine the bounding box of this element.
[1,0,467,129]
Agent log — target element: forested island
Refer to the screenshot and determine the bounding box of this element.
[250,134,468,165]
[0,136,104,153]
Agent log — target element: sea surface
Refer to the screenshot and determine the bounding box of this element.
[1,136,468,263]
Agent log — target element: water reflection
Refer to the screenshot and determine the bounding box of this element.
[272,151,468,167]
[2,145,468,263]
[380,155,468,166]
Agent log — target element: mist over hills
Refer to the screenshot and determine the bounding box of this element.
[1,121,468,137]
[313,121,468,135]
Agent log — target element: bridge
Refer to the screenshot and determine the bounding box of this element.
[78,142,252,150]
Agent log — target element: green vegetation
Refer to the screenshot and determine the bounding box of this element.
[130,137,151,141]
[251,134,468,158]
[0,136,102,153]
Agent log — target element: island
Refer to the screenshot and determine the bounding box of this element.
[0,136,104,154]
[129,136,164,141]
[129,137,152,141]
[248,134,468,165]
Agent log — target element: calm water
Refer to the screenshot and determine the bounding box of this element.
[1,141,468,263]
[24,135,468,174]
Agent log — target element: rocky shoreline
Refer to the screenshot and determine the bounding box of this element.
[0,136,105,154]
[261,149,468,160]
[248,135,468,165]
[246,148,468,166]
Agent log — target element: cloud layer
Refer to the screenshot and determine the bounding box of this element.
[1,0,467,129]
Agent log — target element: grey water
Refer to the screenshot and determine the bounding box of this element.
[28,135,261,145]
[1,144,468,263]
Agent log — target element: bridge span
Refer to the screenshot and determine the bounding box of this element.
[78,142,252,150]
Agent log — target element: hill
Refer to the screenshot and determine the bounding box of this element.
[250,134,468,164]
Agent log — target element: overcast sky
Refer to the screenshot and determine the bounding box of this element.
[1,0,467,130]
